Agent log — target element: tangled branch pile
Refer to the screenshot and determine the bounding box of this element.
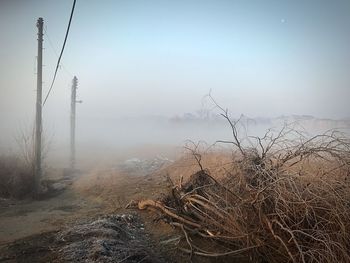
[137,102,350,262]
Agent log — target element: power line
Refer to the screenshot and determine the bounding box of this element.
[43,0,77,106]
[44,25,73,78]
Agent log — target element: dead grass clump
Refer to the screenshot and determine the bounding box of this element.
[136,97,350,262]
[0,155,34,199]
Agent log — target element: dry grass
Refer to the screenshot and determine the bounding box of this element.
[138,145,350,262]
[0,155,34,199]
[135,98,350,262]
[154,151,233,184]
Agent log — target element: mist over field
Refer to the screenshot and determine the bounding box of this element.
[2,111,350,169]
[1,1,350,262]
[1,1,350,170]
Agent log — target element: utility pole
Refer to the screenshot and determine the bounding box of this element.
[34,17,43,196]
[70,76,82,170]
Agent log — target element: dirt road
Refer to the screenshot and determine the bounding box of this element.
[0,186,103,245]
[0,163,180,262]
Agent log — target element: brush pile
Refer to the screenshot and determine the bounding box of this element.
[57,213,164,263]
[137,103,350,262]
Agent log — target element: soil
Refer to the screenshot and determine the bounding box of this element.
[0,154,232,262]
[0,163,180,262]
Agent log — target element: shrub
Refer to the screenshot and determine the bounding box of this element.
[136,96,350,262]
[0,155,34,199]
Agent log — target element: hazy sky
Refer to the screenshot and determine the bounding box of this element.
[1,0,350,134]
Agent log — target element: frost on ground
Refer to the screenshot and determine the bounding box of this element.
[120,156,173,175]
[57,213,164,263]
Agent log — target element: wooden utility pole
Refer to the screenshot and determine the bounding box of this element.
[70,76,81,170]
[34,17,44,195]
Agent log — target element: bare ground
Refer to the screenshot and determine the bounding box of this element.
[0,153,235,262]
[0,166,178,262]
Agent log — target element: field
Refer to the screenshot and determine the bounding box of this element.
[1,133,349,262]
[2,1,350,262]
[1,109,350,262]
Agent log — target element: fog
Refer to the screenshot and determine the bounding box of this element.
[2,112,349,170]
[1,0,350,168]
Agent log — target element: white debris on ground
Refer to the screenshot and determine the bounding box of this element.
[57,213,164,263]
[120,156,173,175]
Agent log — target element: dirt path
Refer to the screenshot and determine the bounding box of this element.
[0,155,233,262]
[0,167,171,245]
[0,164,181,261]
[0,181,104,245]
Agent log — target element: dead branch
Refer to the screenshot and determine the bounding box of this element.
[132,97,350,262]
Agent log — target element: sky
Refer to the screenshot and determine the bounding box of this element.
[1,0,350,145]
